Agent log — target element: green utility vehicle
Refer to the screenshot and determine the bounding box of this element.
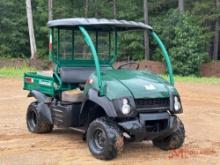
[24,18,185,160]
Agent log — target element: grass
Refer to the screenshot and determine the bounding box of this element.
[162,75,220,84]
[174,75,220,84]
[0,66,220,84]
[0,66,36,78]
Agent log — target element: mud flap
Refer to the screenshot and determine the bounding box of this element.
[36,102,53,124]
[28,90,53,124]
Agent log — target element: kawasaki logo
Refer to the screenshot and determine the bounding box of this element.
[39,80,52,87]
[144,84,156,90]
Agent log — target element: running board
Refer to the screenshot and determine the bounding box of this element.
[69,127,86,134]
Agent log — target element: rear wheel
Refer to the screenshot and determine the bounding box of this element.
[26,102,53,133]
[152,117,185,150]
[86,117,124,160]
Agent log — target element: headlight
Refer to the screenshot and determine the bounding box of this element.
[112,97,136,117]
[121,99,131,115]
[174,96,181,111]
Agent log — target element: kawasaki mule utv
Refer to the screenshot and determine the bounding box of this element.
[24,18,185,160]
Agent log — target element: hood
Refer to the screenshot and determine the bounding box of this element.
[103,69,175,100]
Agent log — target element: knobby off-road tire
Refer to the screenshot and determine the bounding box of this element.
[86,117,124,160]
[26,102,53,133]
[152,116,185,150]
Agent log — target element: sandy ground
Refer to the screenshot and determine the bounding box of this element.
[0,78,220,165]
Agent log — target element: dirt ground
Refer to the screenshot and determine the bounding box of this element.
[0,78,220,165]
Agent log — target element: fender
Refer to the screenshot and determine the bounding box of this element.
[80,88,117,118]
[28,90,51,103]
[28,90,53,124]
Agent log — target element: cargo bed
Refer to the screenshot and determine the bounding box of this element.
[24,71,55,96]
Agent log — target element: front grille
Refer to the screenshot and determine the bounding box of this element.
[135,98,170,110]
[145,119,168,132]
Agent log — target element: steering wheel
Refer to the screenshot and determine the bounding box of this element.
[117,62,139,70]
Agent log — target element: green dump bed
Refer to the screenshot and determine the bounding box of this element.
[24,71,55,96]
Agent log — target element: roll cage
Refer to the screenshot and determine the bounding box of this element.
[48,18,174,95]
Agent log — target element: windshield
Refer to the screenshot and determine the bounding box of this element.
[52,28,116,66]
[118,30,145,61]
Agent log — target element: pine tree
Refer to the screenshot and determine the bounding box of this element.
[178,0,184,12]
[84,0,88,17]
[144,0,150,60]
[213,0,220,60]
[113,0,116,18]
[48,0,53,21]
[26,0,37,59]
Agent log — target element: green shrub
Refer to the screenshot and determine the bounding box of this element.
[152,9,211,76]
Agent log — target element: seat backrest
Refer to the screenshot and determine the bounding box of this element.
[60,67,95,83]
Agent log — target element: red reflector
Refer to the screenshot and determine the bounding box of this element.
[25,77,33,83]
[49,42,52,50]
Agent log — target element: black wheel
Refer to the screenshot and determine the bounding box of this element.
[86,117,124,160]
[152,117,185,150]
[26,102,53,133]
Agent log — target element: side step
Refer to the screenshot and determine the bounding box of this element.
[69,127,86,134]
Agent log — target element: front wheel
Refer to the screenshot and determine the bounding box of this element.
[86,117,124,160]
[152,117,185,150]
[26,102,53,133]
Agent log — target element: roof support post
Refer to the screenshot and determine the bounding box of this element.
[49,28,53,61]
[110,31,118,64]
[151,31,174,85]
[79,26,104,95]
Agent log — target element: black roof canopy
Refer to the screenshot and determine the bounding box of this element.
[47,18,153,31]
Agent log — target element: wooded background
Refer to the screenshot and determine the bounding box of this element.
[0,0,220,75]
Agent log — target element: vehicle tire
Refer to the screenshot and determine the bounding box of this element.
[86,117,124,160]
[152,117,185,150]
[26,102,53,133]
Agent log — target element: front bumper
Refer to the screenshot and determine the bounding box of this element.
[118,112,177,141]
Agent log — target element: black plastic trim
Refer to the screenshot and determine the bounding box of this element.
[118,113,177,141]
[28,90,51,103]
[80,88,117,118]
[28,90,53,124]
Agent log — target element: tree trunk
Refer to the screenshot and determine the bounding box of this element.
[143,0,150,60]
[178,0,184,12]
[48,0,53,21]
[113,0,116,19]
[26,0,37,59]
[84,0,88,17]
[95,0,98,17]
[213,0,220,60]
